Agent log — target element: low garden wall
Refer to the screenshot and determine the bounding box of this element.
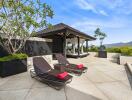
[120,56,132,65]
[107,53,120,63]
[89,52,120,63]
[88,52,97,57]
[126,62,132,75]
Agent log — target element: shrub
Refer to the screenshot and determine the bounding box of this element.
[84,45,132,56]
[107,46,132,56]
[83,46,88,52]
[120,46,132,56]
[0,53,28,62]
[106,47,121,53]
[88,45,99,52]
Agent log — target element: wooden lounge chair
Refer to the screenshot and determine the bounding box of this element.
[30,57,72,90]
[54,53,88,76]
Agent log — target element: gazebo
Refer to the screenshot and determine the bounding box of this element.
[36,23,96,58]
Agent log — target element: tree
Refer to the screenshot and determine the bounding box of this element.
[94,28,107,47]
[0,0,54,54]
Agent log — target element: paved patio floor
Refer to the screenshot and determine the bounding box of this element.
[0,56,132,100]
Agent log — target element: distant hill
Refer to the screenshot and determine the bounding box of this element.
[105,41,132,48]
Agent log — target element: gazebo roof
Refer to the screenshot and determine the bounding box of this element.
[36,23,96,40]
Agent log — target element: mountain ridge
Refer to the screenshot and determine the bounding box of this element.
[105,41,132,48]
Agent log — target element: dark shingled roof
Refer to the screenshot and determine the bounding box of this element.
[36,23,96,40]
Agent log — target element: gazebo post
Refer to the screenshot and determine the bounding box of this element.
[80,39,85,54]
[77,37,80,57]
[86,40,88,53]
[63,31,66,57]
[72,38,76,54]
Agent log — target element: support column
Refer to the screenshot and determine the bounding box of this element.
[81,44,83,54]
[72,44,75,54]
[81,40,84,54]
[63,32,66,57]
[72,38,76,54]
[77,37,80,57]
[86,40,88,53]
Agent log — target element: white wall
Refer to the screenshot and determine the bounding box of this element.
[28,37,52,42]
[107,53,120,63]
[27,55,53,71]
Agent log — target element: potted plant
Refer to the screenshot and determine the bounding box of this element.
[0,0,53,77]
[0,53,28,77]
[94,28,107,58]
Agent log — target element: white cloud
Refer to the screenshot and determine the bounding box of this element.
[75,0,97,13]
[75,0,132,15]
[71,17,129,34]
[92,0,132,15]
[70,17,132,45]
[99,10,108,16]
[75,0,108,16]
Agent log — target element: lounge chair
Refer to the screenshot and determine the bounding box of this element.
[54,53,88,76]
[30,57,72,90]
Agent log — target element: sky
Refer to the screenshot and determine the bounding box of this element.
[44,0,132,45]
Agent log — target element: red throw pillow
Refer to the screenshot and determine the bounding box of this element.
[76,64,84,69]
[56,72,68,79]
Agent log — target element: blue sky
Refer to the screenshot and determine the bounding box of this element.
[44,0,132,45]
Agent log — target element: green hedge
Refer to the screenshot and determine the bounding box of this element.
[88,45,99,52]
[106,47,121,53]
[83,46,98,52]
[107,46,132,56]
[0,53,28,62]
[84,46,132,56]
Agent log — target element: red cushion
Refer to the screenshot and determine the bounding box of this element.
[56,72,68,79]
[76,64,84,69]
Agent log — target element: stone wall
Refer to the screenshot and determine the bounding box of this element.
[0,45,9,57]
[0,37,52,57]
[20,37,52,56]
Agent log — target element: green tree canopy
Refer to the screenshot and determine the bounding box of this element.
[0,0,54,54]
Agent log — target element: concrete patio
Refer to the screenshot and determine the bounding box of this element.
[0,56,132,100]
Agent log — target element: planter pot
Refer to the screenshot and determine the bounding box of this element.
[98,51,107,58]
[0,59,27,77]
